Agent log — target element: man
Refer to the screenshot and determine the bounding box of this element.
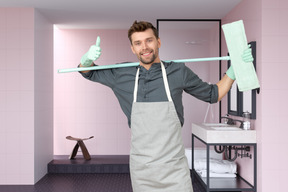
[78,21,253,192]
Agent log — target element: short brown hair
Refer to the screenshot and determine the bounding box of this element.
[128,21,159,44]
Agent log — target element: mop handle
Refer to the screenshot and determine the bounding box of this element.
[58,56,230,73]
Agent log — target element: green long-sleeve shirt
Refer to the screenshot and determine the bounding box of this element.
[80,61,218,127]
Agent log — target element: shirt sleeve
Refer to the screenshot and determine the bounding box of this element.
[182,65,218,104]
[78,64,116,88]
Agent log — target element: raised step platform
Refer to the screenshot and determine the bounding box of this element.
[48,155,130,174]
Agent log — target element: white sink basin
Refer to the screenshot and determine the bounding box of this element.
[202,123,229,127]
[203,123,242,130]
[211,126,242,131]
[192,123,256,143]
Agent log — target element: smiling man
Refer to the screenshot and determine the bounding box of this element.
[129,26,161,69]
[78,21,253,192]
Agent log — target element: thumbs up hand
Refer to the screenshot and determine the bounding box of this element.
[81,36,102,67]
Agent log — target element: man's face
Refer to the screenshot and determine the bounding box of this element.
[130,29,161,66]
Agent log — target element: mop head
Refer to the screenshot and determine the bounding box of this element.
[222,20,260,92]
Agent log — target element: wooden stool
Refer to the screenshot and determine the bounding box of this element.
[66,136,94,160]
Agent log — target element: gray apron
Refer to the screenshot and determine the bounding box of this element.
[130,62,193,192]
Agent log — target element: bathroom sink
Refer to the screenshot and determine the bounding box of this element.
[192,123,256,143]
[203,123,242,130]
[202,123,229,127]
[203,123,243,131]
[211,126,242,131]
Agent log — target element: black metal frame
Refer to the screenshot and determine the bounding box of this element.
[156,19,222,122]
[227,53,243,117]
[227,41,257,119]
[192,134,257,192]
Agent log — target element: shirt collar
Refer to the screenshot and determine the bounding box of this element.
[138,61,167,72]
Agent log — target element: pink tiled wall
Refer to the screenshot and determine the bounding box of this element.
[222,0,288,191]
[0,7,53,185]
[34,9,54,183]
[0,8,35,184]
[261,0,288,191]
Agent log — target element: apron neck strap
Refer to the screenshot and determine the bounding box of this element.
[133,62,172,102]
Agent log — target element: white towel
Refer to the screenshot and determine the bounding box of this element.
[194,158,237,174]
[196,170,236,178]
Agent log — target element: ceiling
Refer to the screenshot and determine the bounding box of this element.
[0,0,242,29]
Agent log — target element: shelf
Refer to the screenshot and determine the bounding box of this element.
[193,170,254,191]
[191,130,257,192]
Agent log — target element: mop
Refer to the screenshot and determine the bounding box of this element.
[222,20,260,91]
[58,20,260,92]
[58,56,231,73]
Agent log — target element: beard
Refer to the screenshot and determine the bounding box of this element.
[138,48,159,65]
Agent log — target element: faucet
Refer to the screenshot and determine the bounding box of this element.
[233,119,244,128]
[221,116,235,125]
[221,116,244,128]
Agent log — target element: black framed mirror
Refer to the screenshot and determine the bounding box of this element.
[228,41,257,119]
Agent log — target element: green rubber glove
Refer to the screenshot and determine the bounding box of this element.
[226,44,254,80]
[242,44,254,63]
[226,65,236,80]
[80,36,101,67]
